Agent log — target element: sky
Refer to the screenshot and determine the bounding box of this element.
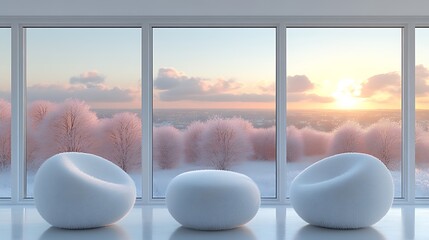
[153,28,276,109]
[287,28,402,110]
[416,28,429,109]
[25,28,141,109]
[0,28,10,99]
[1,27,429,110]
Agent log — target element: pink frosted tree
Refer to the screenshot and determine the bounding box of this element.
[199,117,253,170]
[0,99,11,121]
[97,112,142,172]
[415,126,429,168]
[364,119,401,169]
[328,121,365,155]
[300,127,331,157]
[37,99,99,160]
[229,117,254,132]
[0,99,11,168]
[251,126,276,161]
[287,125,303,162]
[28,100,56,128]
[26,100,57,167]
[153,126,182,169]
[183,121,205,163]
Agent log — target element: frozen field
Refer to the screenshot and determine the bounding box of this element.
[1,160,422,199]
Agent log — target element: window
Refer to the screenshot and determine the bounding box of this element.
[25,28,142,197]
[0,28,11,198]
[415,28,429,198]
[152,28,276,198]
[0,18,425,204]
[286,28,402,197]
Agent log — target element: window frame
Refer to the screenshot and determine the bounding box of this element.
[0,16,423,205]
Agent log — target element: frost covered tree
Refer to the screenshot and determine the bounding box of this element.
[415,125,429,167]
[328,121,365,155]
[0,99,11,168]
[287,125,303,162]
[27,100,57,166]
[153,126,182,169]
[300,126,330,157]
[364,119,401,169]
[28,100,56,128]
[229,117,254,132]
[200,117,253,170]
[97,112,142,172]
[37,99,99,160]
[183,121,205,163]
[251,126,276,161]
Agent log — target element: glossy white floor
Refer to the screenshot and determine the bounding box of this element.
[0,205,426,240]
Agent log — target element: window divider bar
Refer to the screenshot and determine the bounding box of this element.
[402,24,416,203]
[276,24,287,204]
[10,24,26,203]
[141,24,153,204]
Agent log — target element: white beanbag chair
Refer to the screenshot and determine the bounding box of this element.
[290,153,393,229]
[166,170,260,230]
[34,152,136,229]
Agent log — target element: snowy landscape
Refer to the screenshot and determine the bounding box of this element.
[1,98,429,198]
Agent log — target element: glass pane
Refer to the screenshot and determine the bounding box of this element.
[0,28,11,198]
[25,28,142,197]
[153,28,276,198]
[415,28,429,198]
[286,28,402,197]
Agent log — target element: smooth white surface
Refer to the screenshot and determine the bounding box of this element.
[166,170,260,230]
[34,152,136,229]
[0,206,427,240]
[290,153,394,229]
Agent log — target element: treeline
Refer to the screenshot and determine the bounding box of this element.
[0,98,424,172]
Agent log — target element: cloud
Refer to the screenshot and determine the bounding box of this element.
[27,71,138,103]
[259,83,275,93]
[416,64,429,95]
[154,68,184,90]
[285,75,332,103]
[360,72,400,97]
[287,75,314,92]
[154,68,274,102]
[287,92,334,103]
[69,71,105,88]
[27,84,137,103]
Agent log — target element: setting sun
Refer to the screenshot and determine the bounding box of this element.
[333,78,363,109]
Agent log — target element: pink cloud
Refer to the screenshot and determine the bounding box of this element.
[154,68,274,102]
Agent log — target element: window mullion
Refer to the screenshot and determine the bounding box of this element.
[277,24,287,203]
[141,24,154,204]
[10,24,26,203]
[402,24,416,203]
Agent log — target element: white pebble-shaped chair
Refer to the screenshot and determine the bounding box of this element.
[290,153,393,229]
[34,152,136,229]
[166,170,260,230]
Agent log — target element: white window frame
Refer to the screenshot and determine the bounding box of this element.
[0,16,424,205]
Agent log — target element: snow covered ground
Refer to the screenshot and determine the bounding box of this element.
[153,160,276,197]
[0,160,425,198]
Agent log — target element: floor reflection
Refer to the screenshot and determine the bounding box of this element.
[38,225,130,240]
[0,206,426,240]
[401,206,415,240]
[169,226,256,240]
[294,225,386,240]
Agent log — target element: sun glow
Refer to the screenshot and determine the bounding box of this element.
[333,78,363,109]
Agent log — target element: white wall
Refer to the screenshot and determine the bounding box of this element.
[1,0,429,16]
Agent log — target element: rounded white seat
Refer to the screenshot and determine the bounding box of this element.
[166,170,260,230]
[34,152,136,229]
[290,153,393,229]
